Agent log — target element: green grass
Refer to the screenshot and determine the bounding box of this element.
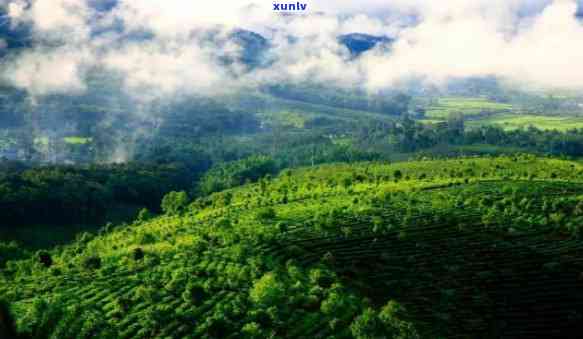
[424,96,583,132]
[466,113,583,131]
[418,118,446,125]
[63,136,93,145]
[426,97,513,119]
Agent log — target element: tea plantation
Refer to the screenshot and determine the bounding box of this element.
[2,156,583,338]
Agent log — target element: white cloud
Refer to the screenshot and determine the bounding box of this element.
[3,48,89,96]
[101,39,227,99]
[21,0,92,41]
[7,0,26,19]
[3,0,583,97]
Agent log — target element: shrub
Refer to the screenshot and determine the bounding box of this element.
[309,268,335,288]
[137,232,157,245]
[77,232,95,244]
[49,267,62,276]
[82,256,102,270]
[0,242,29,269]
[134,286,159,303]
[206,317,230,338]
[321,292,346,315]
[393,170,403,181]
[350,308,382,339]
[133,248,145,261]
[378,301,420,338]
[161,191,190,215]
[250,273,284,306]
[241,322,263,338]
[182,283,207,305]
[137,208,153,222]
[37,251,53,268]
[256,208,277,222]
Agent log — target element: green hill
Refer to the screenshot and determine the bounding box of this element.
[2,156,583,338]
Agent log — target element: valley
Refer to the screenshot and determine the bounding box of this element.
[2,1,583,338]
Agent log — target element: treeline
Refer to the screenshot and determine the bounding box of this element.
[0,162,198,227]
[464,126,583,156]
[197,142,381,196]
[359,115,583,156]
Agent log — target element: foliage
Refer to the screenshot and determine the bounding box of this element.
[249,273,284,306]
[197,156,277,196]
[0,241,29,268]
[0,162,197,228]
[1,156,583,338]
[161,191,190,215]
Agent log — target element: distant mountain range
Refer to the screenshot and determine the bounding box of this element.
[228,29,394,66]
[338,33,394,56]
[228,29,271,68]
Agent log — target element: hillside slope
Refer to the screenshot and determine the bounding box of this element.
[2,156,583,338]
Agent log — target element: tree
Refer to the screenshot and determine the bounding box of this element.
[350,308,382,339]
[250,273,284,306]
[37,251,53,268]
[137,208,153,222]
[133,248,145,261]
[241,322,263,338]
[447,112,465,140]
[394,170,403,181]
[161,191,189,215]
[82,256,102,270]
[321,292,347,315]
[351,303,419,339]
[378,301,419,339]
[182,283,207,306]
[256,207,277,222]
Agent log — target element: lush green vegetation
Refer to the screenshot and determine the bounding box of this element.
[378,115,583,157]
[465,113,583,131]
[63,137,93,145]
[424,96,513,119]
[0,161,201,248]
[8,95,583,251]
[420,95,583,132]
[4,13,583,337]
[2,156,583,338]
[267,84,412,116]
[4,81,583,338]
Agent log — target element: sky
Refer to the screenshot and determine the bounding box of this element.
[2,0,583,98]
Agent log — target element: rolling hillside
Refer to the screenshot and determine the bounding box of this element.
[2,156,583,338]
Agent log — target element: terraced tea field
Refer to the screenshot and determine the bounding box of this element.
[2,156,583,338]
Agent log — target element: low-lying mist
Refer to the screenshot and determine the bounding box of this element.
[1,0,583,163]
